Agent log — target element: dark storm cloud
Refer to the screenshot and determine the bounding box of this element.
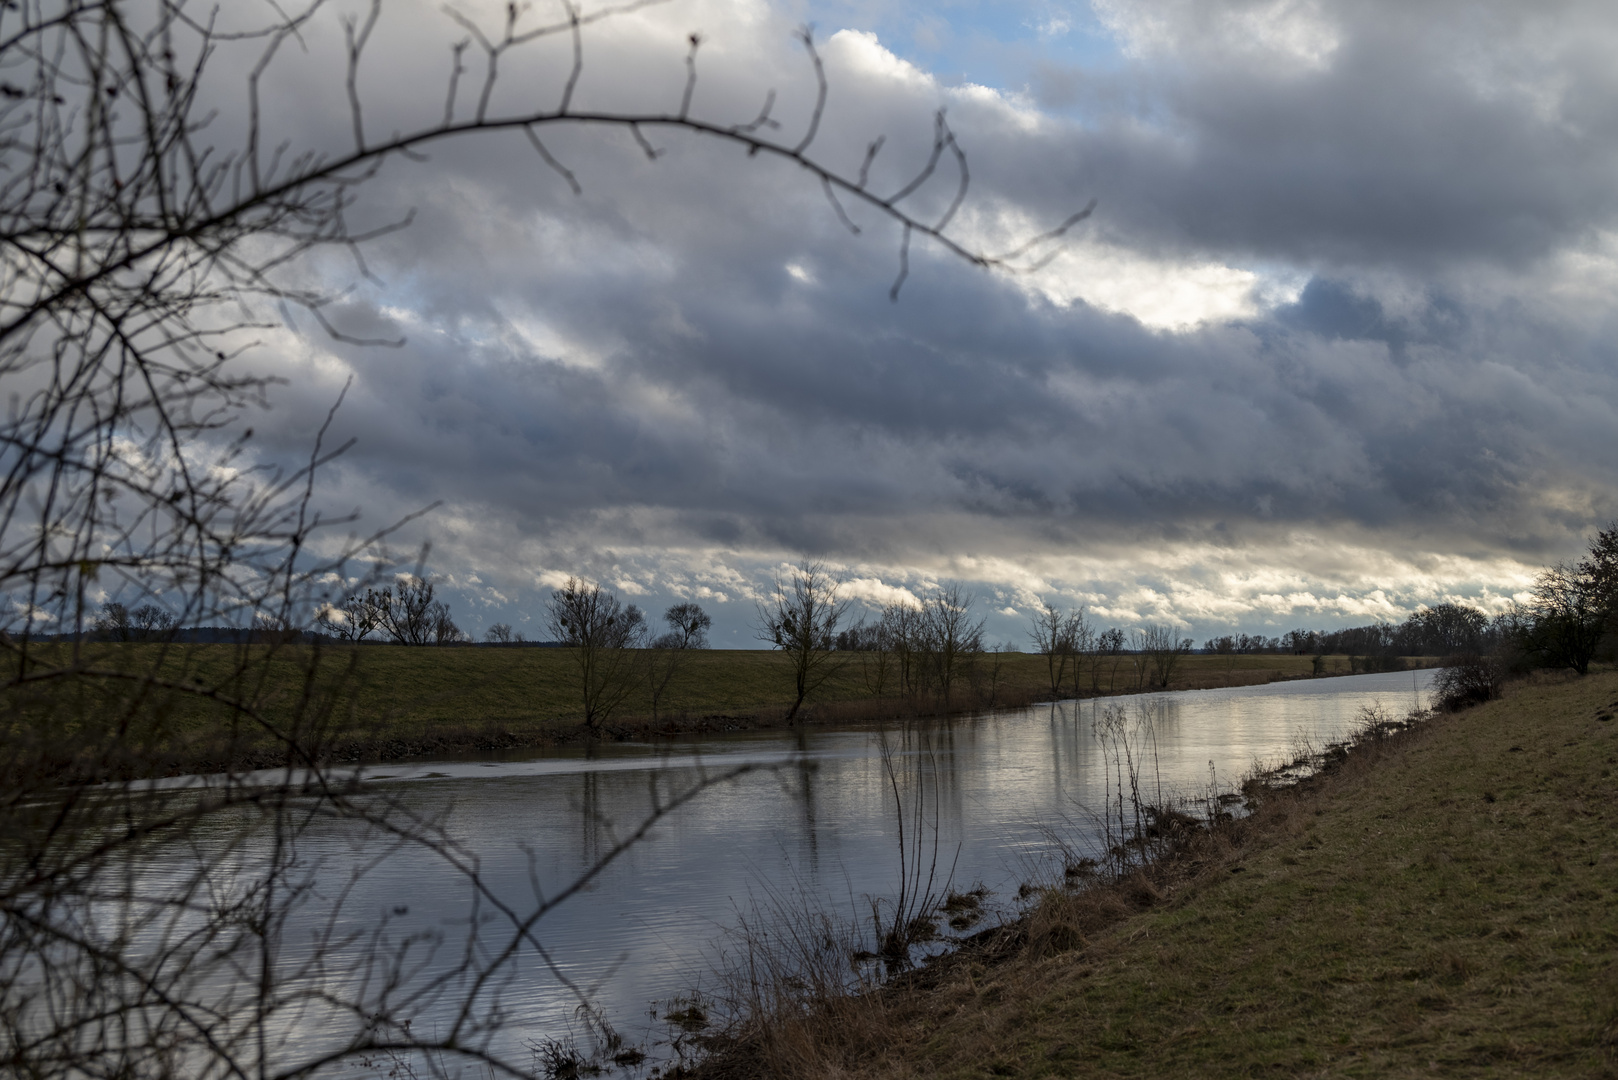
[1013,0,1618,270]
[227,0,1618,637]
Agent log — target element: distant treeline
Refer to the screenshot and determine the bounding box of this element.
[30,601,567,647]
[1206,520,1618,689]
[1200,602,1503,660]
[36,626,568,646]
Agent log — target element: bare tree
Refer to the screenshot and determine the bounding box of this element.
[128,604,178,640]
[974,641,1011,709]
[1030,602,1073,696]
[485,621,514,644]
[756,560,850,721]
[322,590,383,641]
[1066,610,1095,699]
[430,600,464,644]
[1094,626,1128,694]
[880,600,927,699]
[91,601,132,642]
[373,575,450,646]
[1029,602,1088,698]
[546,576,648,730]
[646,601,711,721]
[917,583,985,705]
[850,615,898,698]
[1523,562,1605,675]
[1135,624,1193,690]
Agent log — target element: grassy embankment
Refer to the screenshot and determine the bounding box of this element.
[33,641,1432,766]
[705,671,1618,1078]
[10,643,1389,771]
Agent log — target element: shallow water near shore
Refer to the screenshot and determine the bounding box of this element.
[223,669,1436,1065]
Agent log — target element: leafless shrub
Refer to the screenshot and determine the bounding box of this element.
[1431,653,1504,710]
[869,724,957,968]
[1090,701,1169,874]
[1134,624,1193,690]
[698,723,960,1077]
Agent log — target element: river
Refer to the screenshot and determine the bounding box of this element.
[258,667,1433,1067]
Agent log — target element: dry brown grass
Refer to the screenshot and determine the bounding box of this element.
[692,669,1618,1079]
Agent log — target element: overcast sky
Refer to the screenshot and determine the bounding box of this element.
[224,0,1618,645]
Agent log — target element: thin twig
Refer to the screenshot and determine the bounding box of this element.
[791,26,826,156]
[821,176,859,235]
[525,125,581,194]
[679,32,701,119]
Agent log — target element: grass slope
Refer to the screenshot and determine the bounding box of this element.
[822,672,1618,1079]
[11,644,1357,759]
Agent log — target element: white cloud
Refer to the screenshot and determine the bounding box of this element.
[825,29,934,92]
[1093,0,1341,71]
[840,576,923,610]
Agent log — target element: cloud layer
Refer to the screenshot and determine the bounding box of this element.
[218,0,1618,643]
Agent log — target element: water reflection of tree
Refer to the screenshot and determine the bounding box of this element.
[580,766,603,866]
[794,728,820,874]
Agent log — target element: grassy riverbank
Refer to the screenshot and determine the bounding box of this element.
[705,671,1618,1078]
[8,643,1410,774]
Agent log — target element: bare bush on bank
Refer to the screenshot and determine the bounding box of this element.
[1431,653,1506,711]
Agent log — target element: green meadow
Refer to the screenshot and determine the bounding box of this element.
[7,643,1379,771]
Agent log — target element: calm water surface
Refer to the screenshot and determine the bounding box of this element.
[284,668,1432,1058]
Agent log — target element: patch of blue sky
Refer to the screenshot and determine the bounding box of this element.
[795,0,1126,104]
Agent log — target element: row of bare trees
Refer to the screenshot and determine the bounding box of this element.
[545,577,713,730]
[90,601,179,642]
[1028,604,1193,695]
[322,575,466,645]
[848,584,990,705]
[757,561,1006,714]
